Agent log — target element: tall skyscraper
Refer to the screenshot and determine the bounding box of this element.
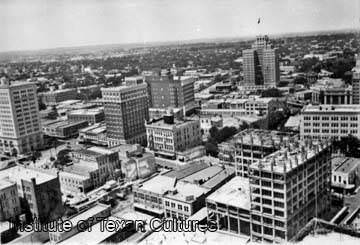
[243,35,280,87]
[145,73,195,109]
[0,78,43,154]
[101,83,149,146]
[352,54,360,104]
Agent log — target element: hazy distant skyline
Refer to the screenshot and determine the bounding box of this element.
[0,0,359,52]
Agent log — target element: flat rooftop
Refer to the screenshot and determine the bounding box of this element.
[137,175,176,195]
[334,158,360,174]
[87,146,114,155]
[182,165,223,183]
[0,166,57,185]
[59,216,120,245]
[67,203,109,228]
[146,118,198,129]
[165,181,209,203]
[164,162,209,179]
[201,168,235,189]
[67,108,103,116]
[63,160,99,176]
[79,123,106,134]
[43,119,87,128]
[303,104,360,113]
[206,176,251,210]
[0,178,16,190]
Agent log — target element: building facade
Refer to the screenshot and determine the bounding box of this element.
[206,176,251,236]
[0,178,21,222]
[102,84,149,146]
[146,113,201,154]
[38,88,78,106]
[145,74,195,110]
[67,108,105,125]
[300,105,360,140]
[243,36,280,87]
[0,166,64,224]
[0,78,43,154]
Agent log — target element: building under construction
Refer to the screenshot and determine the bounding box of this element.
[218,129,295,177]
[249,138,332,243]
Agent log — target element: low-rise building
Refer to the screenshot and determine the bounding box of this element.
[49,203,111,243]
[67,108,104,125]
[42,120,89,138]
[78,123,107,146]
[124,76,144,86]
[39,88,78,106]
[0,178,21,222]
[0,166,63,224]
[206,176,251,236]
[331,157,360,194]
[121,152,156,181]
[133,163,234,218]
[146,112,201,155]
[61,147,121,194]
[200,115,223,138]
[300,104,360,140]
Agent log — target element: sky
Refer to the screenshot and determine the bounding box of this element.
[0,0,359,52]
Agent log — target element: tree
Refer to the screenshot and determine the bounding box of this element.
[205,126,238,157]
[46,106,58,120]
[54,149,72,168]
[38,101,47,111]
[205,140,218,157]
[334,135,360,158]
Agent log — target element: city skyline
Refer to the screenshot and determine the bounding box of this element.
[0,0,359,52]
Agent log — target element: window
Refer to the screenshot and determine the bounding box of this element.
[178,204,182,210]
[184,206,189,212]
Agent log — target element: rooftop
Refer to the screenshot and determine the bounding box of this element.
[201,168,235,189]
[79,123,106,134]
[0,178,16,190]
[165,181,209,203]
[63,160,99,176]
[146,117,198,129]
[182,165,223,184]
[0,166,57,185]
[67,203,110,229]
[137,175,176,195]
[58,216,120,245]
[164,162,209,179]
[303,104,360,113]
[87,146,114,155]
[42,119,87,128]
[67,108,103,116]
[207,176,251,210]
[334,158,360,174]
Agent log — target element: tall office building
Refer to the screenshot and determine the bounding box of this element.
[101,83,149,146]
[145,73,195,109]
[0,78,43,154]
[352,54,360,104]
[243,35,280,87]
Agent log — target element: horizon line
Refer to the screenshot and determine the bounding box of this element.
[0,27,359,55]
